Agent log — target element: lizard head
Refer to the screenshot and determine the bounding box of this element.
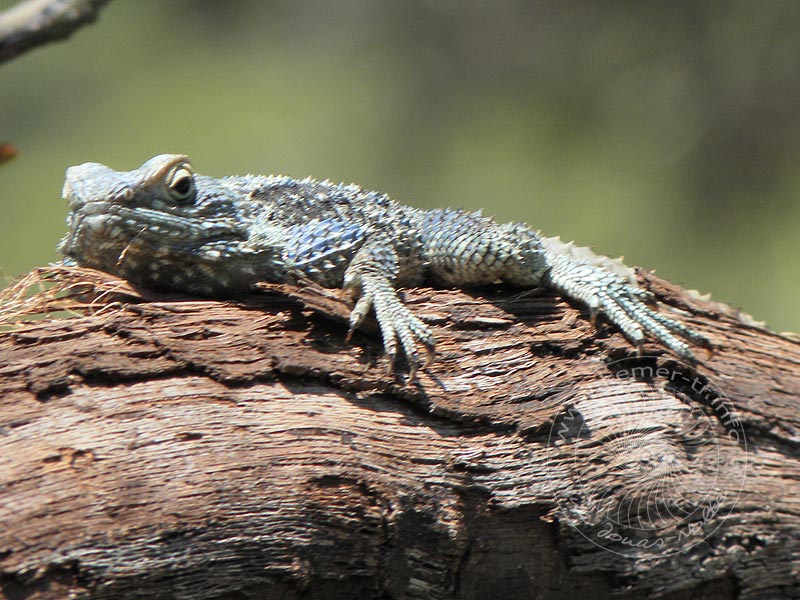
[59,153,279,295]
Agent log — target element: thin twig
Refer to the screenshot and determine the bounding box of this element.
[0,0,111,64]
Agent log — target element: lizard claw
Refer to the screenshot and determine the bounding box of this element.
[422,341,436,369]
[385,351,398,375]
[346,294,372,344]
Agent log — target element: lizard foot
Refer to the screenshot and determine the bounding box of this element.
[591,282,711,361]
[345,276,436,378]
[545,254,711,361]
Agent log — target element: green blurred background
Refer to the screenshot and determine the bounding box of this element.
[1,0,798,331]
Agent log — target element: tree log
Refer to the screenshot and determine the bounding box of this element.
[0,266,798,600]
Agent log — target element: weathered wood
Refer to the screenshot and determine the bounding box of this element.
[0,266,798,600]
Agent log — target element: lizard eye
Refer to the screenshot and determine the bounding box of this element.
[166,164,196,203]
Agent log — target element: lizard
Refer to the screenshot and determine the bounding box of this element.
[58,153,710,377]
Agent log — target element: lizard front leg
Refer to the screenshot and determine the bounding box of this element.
[343,239,435,377]
[279,219,435,376]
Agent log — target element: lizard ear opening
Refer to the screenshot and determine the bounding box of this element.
[166,163,196,204]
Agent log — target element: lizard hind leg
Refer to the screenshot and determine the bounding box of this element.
[420,210,549,287]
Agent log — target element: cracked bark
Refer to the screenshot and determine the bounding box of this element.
[0,266,798,600]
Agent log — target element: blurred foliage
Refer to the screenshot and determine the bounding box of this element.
[1,0,798,331]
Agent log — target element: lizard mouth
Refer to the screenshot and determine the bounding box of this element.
[61,202,240,259]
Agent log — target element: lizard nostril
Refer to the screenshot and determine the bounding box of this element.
[61,179,73,200]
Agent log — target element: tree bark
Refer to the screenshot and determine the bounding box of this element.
[0,266,797,600]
